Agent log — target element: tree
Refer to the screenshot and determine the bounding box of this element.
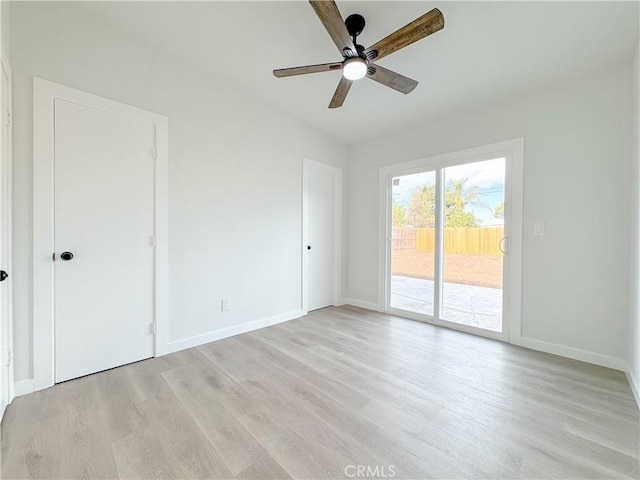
[392,201,408,227]
[406,183,436,227]
[444,178,488,227]
[493,201,504,219]
[406,178,488,228]
[445,209,478,227]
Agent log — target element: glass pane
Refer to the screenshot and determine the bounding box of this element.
[441,158,505,332]
[390,171,436,316]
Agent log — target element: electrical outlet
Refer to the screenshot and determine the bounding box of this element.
[222,298,230,312]
[534,222,545,236]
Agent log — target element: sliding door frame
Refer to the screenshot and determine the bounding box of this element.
[378,138,524,343]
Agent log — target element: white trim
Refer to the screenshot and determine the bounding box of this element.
[302,158,343,313]
[166,309,305,354]
[342,298,382,312]
[153,108,169,356]
[626,365,640,410]
[512,336,625,371]
[506,138,525,343]
[32,78,169,392]
[378,138,524,344]
[13,379,34,398]
[0,58,13,406]
[377,171,389,313]
[433,169,444,319]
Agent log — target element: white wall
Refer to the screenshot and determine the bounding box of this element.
[9,1,638,387]
[11,2,347,382]
[347,65,633,366]
[629,43,640,403]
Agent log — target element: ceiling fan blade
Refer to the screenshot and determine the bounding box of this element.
[328,76,352,108]
[364,8,444,62]
[274,62,343,78]
[367,64,418,94]
[309,1,357,57]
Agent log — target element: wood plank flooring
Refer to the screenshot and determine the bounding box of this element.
[1,306,639,479]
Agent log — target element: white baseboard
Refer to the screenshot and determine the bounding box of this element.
[343,302,626,374]
[342,298,382,312]
[14,306,633,406]
[513,336,626,371]
[626,365,640,410]
[166,309,305,354]
[11,311,305,397]
[13,379,34,398]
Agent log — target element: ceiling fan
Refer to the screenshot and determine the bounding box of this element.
[273,1,445,108]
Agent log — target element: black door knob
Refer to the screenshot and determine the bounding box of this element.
[60,252,74,261]
[307,245,311,250]
[0,270,7,282]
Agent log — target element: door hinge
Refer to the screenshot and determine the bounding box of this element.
[151,146,157,160]
[5,111,11,128]
[150,235,157,247]
[6,348,11,366]
[151,323,157,335]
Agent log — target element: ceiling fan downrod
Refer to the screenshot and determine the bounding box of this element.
[345,14,366,57]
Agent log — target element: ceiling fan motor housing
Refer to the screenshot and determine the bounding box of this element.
[345,14,365,38]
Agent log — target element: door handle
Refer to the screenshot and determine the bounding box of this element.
[0,270,7,282]
[498,236,508,255]
[307,246,311,250]
[60,252,74,261]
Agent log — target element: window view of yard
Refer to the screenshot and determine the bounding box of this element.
[390,158,505,332]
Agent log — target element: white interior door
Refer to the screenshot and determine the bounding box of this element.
[0,61,10,416]
[54,99,155,383]
[307,169,334,311]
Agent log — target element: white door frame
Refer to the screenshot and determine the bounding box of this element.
[33,78,169,392]
[0,58,13,410]
[378,138,524,343]
[302,158,343,313]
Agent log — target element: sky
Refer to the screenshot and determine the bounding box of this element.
[392,157,505,227]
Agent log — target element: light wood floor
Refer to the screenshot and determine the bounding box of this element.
[1,306,639,479]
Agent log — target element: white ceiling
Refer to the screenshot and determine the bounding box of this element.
[75,1,639,145]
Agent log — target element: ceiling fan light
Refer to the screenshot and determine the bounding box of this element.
[342,57,367,80]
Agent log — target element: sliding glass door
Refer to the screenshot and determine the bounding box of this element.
[385,151,514,340]
[390,170,436,316]
[440,159,505,332]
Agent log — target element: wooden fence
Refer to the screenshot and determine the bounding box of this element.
[393,227,504,255]
[392,228,416,250]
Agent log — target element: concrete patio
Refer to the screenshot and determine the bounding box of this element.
[390,275,503,332]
